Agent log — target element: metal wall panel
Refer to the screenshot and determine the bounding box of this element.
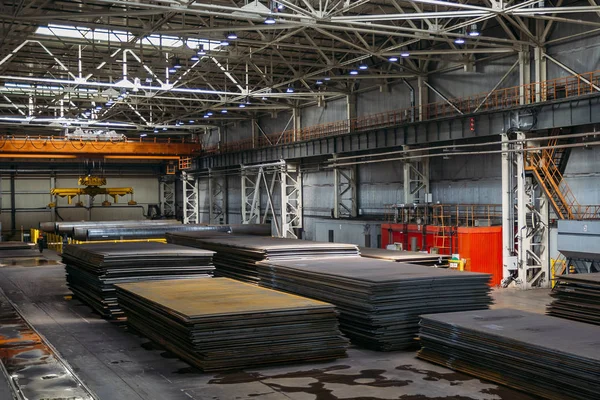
[357,80,417,117]
[302,97,347,126]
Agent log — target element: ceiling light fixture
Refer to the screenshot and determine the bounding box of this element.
[359,64,368,70]
[264,16,276,24]
[173,57,182,69]
[227,32,238,40]
[220,39,230,46]
[140,133,147,137]
[316,80,323,85]
[468,23,480,36]
[349,69,358,75]
[400,51,410,57]
[168,67,177,74]
[190,55,199,61]
[197,45,206,56]
[221,109,228,114]
[153,128,158,133]
[239,103,246,108]
[286,85,294,93]
[207,111,214,116]
[388,56,398,62]
[454,37,465,44]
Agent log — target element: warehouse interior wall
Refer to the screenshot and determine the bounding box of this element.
[0,174,160,236]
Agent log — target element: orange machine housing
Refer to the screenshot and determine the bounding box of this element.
[457,226,503,286]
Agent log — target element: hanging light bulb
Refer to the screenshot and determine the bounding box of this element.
[468,23,480,36]
[173,57,182,69]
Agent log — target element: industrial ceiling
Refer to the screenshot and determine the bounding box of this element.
[0,0,598,136]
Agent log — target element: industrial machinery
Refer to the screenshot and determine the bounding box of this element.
[50,175,136,207]
[557,220,600,274]
[64,127,126,141]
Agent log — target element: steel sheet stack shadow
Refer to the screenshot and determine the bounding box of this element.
[256,257,492,350]
[63,242,214,319]
[418,309,600,400]
[115,278,348,371]
[547,273,600,324]
[166,233,360,283]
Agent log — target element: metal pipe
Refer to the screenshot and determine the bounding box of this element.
[58,219,180,235]
[80,224,230,241]
[328,131,600,162]
[327,139,600,168]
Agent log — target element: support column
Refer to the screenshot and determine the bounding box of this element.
[181,171,199,224]
[10,173,16,234]
[417,76,428,121]
[403,150,430,204]
[501,133,516,282]
[292,108,301,141]
[518,48,531,105]
[333,155,358,218]
[208,169,227,224]
[280,163,303,239]
[534,47,546,102]
[241,164,261,225]
[159,176,176,218]
[251,119,257,149]
[347,94,357,132]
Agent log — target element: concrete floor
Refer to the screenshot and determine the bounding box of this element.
[0,253,550,400]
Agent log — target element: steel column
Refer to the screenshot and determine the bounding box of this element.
[403,152,430,204]
[208,170,226,224]
[181,171,199,224]
[160,176,176,218]
[333,156,358,218]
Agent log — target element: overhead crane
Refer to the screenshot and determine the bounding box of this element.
[0,135,201,163]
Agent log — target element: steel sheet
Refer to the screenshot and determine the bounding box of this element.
[418,308,600,400]
[116,278,348,371]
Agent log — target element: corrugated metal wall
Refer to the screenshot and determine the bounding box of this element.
[302,98,346,126]
[0,174,159,232]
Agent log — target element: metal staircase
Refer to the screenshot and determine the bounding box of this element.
[525,134,577,220]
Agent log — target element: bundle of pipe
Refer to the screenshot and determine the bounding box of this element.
[39,219,180,235]
[75,224,227,241]
[74,223,272,242]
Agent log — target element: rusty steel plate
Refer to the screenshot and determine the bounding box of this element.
[116,278,348,371]
[63,242,214,319]
[418,308,600,400]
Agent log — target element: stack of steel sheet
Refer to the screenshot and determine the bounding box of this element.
[256,257,492,350]
[547,273,600,324]
[63,242,214,319]
[116,277,348,371]
[0,241,35,251]
[166,233,360,283]
[359,247,450,266]
[418,308,600,400]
